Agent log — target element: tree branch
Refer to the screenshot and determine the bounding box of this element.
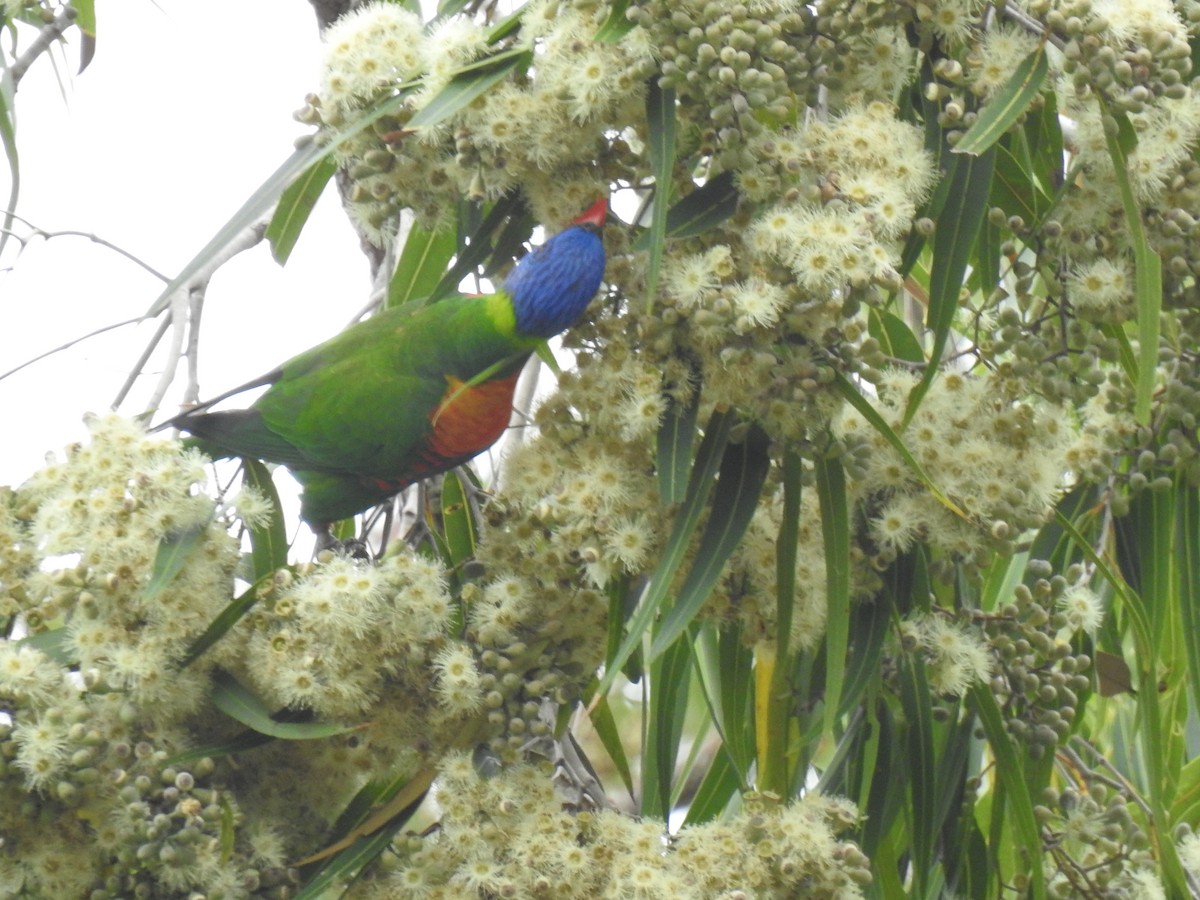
[10,7,78,87]
[0,213,168,281]
[115,218,269,413]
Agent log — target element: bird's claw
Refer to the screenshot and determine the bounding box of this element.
[314,529,374,562]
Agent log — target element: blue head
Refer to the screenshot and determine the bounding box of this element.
[507,200,607,338]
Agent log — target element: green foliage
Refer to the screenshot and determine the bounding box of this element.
[5,1,1200,897]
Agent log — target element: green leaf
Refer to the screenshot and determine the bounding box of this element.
[595,0,634,43]
[953,46,1049,156]
[1099,103,1162,426]
[210,670,362,740]
[144,522,208,602]
[18,628,74,665]
[1026,83,1064,191]
[859,701,907,858]
[586,692,635,798]
[868,309,924,364]
[632,171,739,250]
[773,446,802,662]
[979,548,1031,614]
[681,747,740,826]
[974,216,1000,302]
[242,458,289,579]
[838,583,891,718]
[989,141,1045,225]
[0,70,19,259]
[165,719,294,766]
[440,469,477,568]
[970,685,1046,898]
[219,792,237,861]
[643,79,677,312]
[692,624,755,782]
[597,409,733,697]
[293,767,438,884]
[662,170,740,239]
[642,637,692,819]
[430,193,531,302]
[407,49,530,130]
[656,369,699,506]
[1179,481,1200,713]
[759,448,802,796]
[480,197,537,279]
[817,453,851,738]
[904,147,996,425]
[814,707,867,798]
[328,776,405,842]
[1171,755,1200,824]
[606,576,643,685]
[950,813,993,900]
[934,716,977,860]
[388,221,457,310]
[297,831,402,897]
[833,372,966,519]
[483,6,526,44]
[650,425,771,659]
[180,580,266,668]
[265,155,336,265]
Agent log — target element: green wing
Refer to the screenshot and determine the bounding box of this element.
[253,291,536,479]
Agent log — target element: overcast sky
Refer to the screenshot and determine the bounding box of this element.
[0,2,368,487]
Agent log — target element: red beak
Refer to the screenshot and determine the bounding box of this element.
[572,198,608,228]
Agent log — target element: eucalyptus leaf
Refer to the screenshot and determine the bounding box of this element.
[953,46,1048,156]
[265,155,337,264]
[144,521,208,602]
[210,670,362,740]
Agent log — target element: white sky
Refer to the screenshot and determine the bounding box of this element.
[0,1,367,487]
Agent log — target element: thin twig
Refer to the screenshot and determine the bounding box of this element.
[0,213,169,281]
[142,287,190,415]
[999,4,1065,51]
[0,315,141,383]
[184,288,205,408]
[1064,737,1153,818]
[124,218,269,413]
[0,216,174,385]
[109,314,171,414]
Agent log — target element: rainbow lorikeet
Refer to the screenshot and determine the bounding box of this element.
[164,199,607,537]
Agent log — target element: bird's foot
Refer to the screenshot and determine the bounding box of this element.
[313,528,374,562]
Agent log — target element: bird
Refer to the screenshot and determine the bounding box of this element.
[162,198,607,543]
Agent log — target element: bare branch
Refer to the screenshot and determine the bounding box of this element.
[108,314,171,412]
[10,7,78,87]
[0,213,170,282]
[0,315,142,383]
[999,3,1066,50]
[138,287,189,415]
[112,218,268,413]
[183,287,205,407]
[0,215,174,387]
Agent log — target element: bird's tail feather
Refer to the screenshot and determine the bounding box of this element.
[152,367,283,434]
[171,408,311,468]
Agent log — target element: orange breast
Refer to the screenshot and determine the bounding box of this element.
[426,371,521,463]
